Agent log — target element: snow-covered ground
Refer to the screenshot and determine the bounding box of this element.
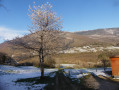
[63,67,112,83]
[63,69,89,83]
[87,68,112,77]
[60,64,76,68]
[0,65,57,90]
[60,46,119,53]
[0,65,112,90]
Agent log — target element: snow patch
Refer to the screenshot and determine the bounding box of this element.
[0,65,57,90]
[105,29,114,35]
[60,46,119,53]
[60,64,76,68]
[87,68,112,77]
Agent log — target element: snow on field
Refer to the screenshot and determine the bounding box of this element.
[63,68,112,83]
[60,46,119,53]
[63,69,89,83]
[0,65,112,89]
[87,67,112,77]
[0,65,57,90]
[60,64,76,68]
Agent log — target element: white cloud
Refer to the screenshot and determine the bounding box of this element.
[0,27,28,41]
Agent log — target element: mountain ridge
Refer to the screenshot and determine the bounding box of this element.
[75,27,119,36]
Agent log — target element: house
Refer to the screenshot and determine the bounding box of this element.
[110,55,119,78]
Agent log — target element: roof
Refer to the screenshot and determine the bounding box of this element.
[110,55,119,58]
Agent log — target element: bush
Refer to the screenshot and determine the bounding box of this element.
[32,56,56,68]
[0,52,7,64]
[33,62,40,67]
[0,52,16,65]
[16,62,33,66]
[45,57,56,68]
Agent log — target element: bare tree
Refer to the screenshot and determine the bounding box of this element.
[98,51,110,72]
[8,2,67,78]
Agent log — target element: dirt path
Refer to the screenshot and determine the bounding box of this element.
[46,70,93,90]
[54,71,80,90]
[46,70,119,90]
[84,75,119,90]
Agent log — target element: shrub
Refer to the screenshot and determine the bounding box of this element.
[16,62,33,66]
[45,57,56,68]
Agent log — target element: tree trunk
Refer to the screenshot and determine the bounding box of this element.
[40,35,44,78]
[41,62,44,78]
[96,63,97,72]
[104,61,106,72]
[39,52,44,78]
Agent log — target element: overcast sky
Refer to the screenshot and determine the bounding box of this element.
[0,0,119,43]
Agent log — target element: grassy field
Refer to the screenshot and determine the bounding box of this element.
[17,51,113,68]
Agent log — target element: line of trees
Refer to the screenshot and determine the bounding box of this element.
[0,52,16,65]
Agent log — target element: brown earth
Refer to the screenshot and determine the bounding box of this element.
[45,70,93,90]
[84,75,119,90]
[50,71,119,90]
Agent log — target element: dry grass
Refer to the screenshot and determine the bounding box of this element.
[12,49,119,68]
[1,37,119,68]
[52,52,99,68]
[54,52,98,63]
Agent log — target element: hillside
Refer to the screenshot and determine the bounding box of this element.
[75,28,119,35]
[75,28,119,45]
[0,28,119,66]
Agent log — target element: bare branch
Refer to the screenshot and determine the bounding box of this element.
[8,1,71,77]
